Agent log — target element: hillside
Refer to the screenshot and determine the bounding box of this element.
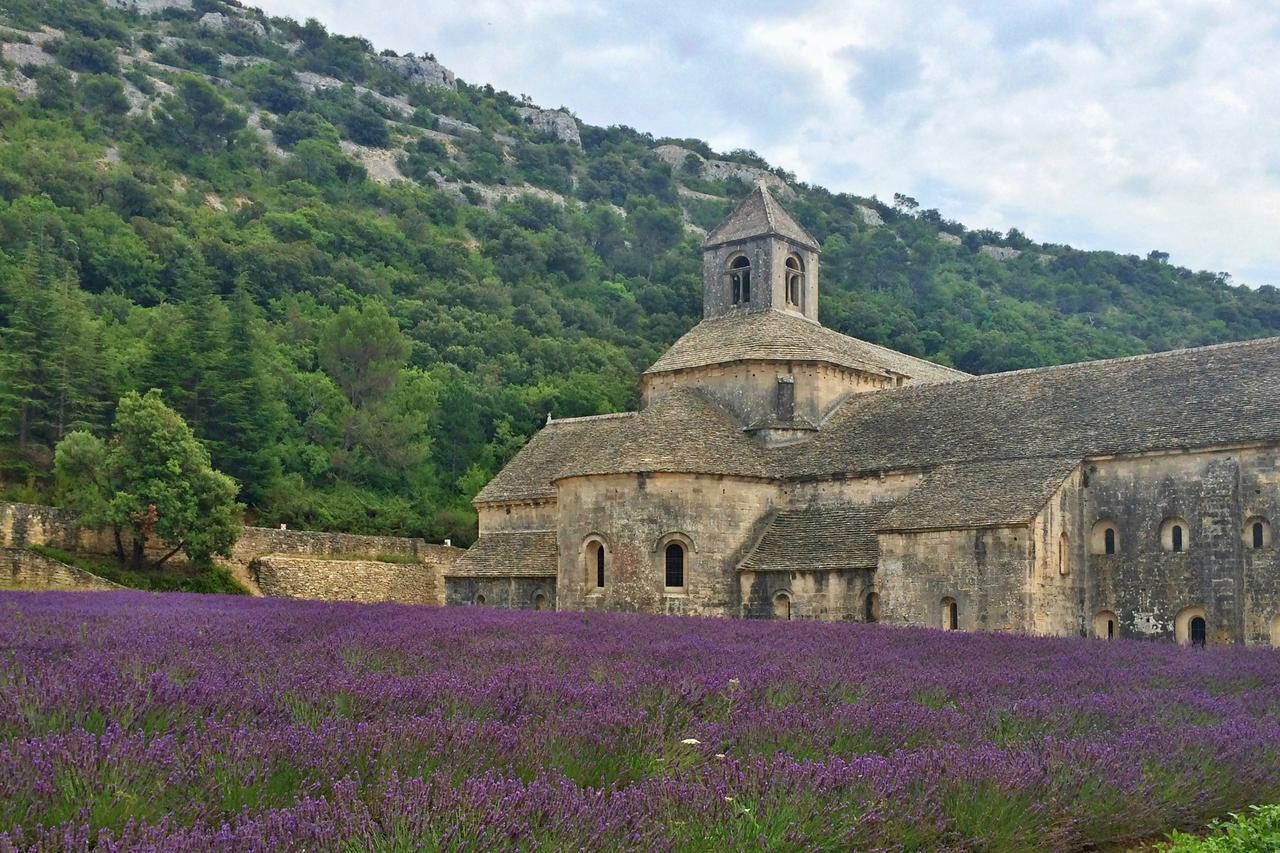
[1,0,1278,544]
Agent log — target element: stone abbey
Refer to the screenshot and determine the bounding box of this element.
[452,185,1280,646]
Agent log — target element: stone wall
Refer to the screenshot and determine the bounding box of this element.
[739,567,872,620]
[1029,467,1088,636]
[701,236,819,322]
[444,576,555,610]
[252,552,458,604]
[1081,447,1280,645]
[641,360,891,432]
[0,548,122,591]
[555,472,780,617]
[877,526,1032,632]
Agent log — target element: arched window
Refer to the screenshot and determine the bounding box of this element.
[1093,610,1117,640]
[729,255,751,304]
[475,594,486,606]
[1058,533,1070,576]
[1174,605,1207,646]
[585,538,606,589]
[533,593,547,611]
[941,597,958,631]
[1090,519,1119,555]
[864,591,880,623]
[664,542,685,589]
[1161,517,1189,553]
[1246,517,1271,550]
[773,592,791,621]
[785,254,804,307]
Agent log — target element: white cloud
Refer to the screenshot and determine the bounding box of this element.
[251,0,1280,285]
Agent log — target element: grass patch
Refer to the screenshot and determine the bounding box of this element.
[28,545,248,595]
[1160,804,1280,851]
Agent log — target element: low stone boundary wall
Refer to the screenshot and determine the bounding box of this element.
[252,549,462,604]
[0,548,122,591]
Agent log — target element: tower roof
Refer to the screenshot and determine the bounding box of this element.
[701,183,821,251]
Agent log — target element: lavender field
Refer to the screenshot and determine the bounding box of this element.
[1,592,1278,851]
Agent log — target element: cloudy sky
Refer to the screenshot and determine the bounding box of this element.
[252,0,1280,287]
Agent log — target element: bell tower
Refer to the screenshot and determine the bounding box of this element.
[700,182,821,322]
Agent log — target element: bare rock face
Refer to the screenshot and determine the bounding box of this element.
[855,205,884,227]
[514,106,581,147]
[199,12,267,38]
[1,42,53,68]
[979,245,1022,261]
[376,54,456,90]
[105,0,193,13]
[655,144,790,195]
[938,231,962,246]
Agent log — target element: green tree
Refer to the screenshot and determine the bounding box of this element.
[54,390,243,569]
[150,76,246,154]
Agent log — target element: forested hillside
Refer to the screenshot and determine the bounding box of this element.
[2,0,1278,544]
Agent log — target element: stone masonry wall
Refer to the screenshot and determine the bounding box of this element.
[877,526,1032,632]
[0,547,122,591]
[555,472,780,617]
[1081,447,1280,645]
[739,567,872,620]
[252,552,458,605]
[444,576,555,610]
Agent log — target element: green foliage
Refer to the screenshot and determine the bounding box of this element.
[1161,805,1280,851]
[54,391,243,569]
[51,35,119,75]
[0,1,1277,549]
[28,544,248,594]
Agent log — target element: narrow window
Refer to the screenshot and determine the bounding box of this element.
[773,592,791,621]
[1107,619,1114,640]
[775,377,795,422]
[1253,521,1265,550]
[1058,533,1070,576]
[1104,528,1116,555]
[475,594,486,606]
[596,544,606,587]
[533,593,547,611]
[1190,616,1206,648]
[729,256,751,305]
[864,591,880,623]
[942,598,958,631]
[1172,525,1183,553]
[785,255,804,307]
[664,542,685,588]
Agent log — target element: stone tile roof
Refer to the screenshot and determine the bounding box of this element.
[559,387,775,481]
[792,335,1280,479]
[474,413,634,504]
[701,183,821,251]
[739,503,894,572]
[877,458,1080,532]
[478,335,1280,505]
[644,310,968,382]
[445,530,558,577]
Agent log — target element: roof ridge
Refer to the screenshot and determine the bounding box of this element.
[884,334,1280,392]
[547,411,636,424]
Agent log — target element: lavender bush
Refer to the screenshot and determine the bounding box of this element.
[1,591,1278,851]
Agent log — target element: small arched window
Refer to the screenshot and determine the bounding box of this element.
[1174,605,1207,646]
[1058,533,1070,576]
[533,593,547,611]
[941,597,958,631]
[864,591,880,623]
[773,592,791,621]
[1161,517,1189,553]
[585,538,606,589]
[1090,519,1118,555]
[1093,610,1117,640]
[729,255,751,304]
[785,254,804,307]
[664,542,685,589]
[475,594,486,606]
[1246,517,1271,550]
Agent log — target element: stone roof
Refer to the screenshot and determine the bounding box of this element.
[739,503,894,573]
[477,335,1280,504]
[701,183,821,251]
[790,335,1280,479]
[558,387,774,481]
[644,310,967,382]
[877,458,1080,532]
[474,413,634,504]
[445,530,557,577]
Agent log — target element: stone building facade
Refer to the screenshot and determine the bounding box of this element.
[454,184,1280,646]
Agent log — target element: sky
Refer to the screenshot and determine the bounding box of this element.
[250,0,1280,287]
